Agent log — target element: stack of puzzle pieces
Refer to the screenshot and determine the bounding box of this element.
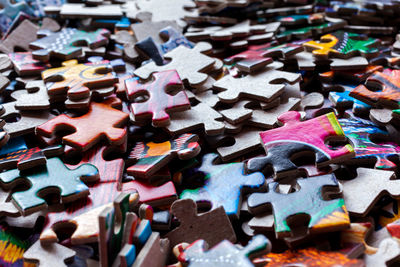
[2,0,400,266]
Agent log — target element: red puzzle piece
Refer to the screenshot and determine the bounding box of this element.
[36,97,129,151]
[125,70,190,127]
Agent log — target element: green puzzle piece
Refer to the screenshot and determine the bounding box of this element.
[0,157,99,215]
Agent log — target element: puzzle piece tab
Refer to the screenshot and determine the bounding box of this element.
[125,70,190,127]
[247,111,354,178]
[248,174,350,238]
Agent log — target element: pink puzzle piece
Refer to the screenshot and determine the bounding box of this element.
[247,111,354,178]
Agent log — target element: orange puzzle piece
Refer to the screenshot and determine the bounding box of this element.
[36,97,129,151]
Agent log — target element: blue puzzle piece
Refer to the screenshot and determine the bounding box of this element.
[180,153,265,218]
[0,157,99,215]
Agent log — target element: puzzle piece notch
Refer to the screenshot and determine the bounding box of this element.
[180,153,265,218]
[36,97,129,151]
[247,111,354,179]
[248,174,350,238]
[165,198,236,248]
[0,157,99,215]
[127,133,200,179]
[125,70,190,127]
[30,28,111,61]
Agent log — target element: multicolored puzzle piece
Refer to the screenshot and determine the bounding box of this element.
[350,68,400,109]
[30,28,110,61]
[247,111,354,178]
[127,133,200,179]
[180,153,265,218]
[42,59,118,102]
[339,117,400,170]
[303,31,379,59]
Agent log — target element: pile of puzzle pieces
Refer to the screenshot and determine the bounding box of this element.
[3,0,400,266]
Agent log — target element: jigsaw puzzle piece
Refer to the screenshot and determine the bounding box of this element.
[132,232,169,267]
[24,241,76,267]
[30,28,111,61]
[36,97,129,151]
[248,174,350,238]
[134,42,215,86]
[0,157,99,215]
[120,179,177,207]
[11,80,50,110]
[214,67,301,104]
[180,153,265,218]
[98,193,134,267]
[303,31,379,59]
[41,183,130,245]
[42,59,118,101]
[224,42,303,73]
[8,52,49,76]
[0,144,62,171]
[125,70,190,127]
[178,234,271,267]
[165,199,236,248]
[1,101,55,138]
[340,167,400,217]
[350,69,400,109]
[364,238,400,266]
[166,102,225,136]
[127,133,200,179]
[254,247,364,266]
[247,111,354,179]
[339,117,400,169]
